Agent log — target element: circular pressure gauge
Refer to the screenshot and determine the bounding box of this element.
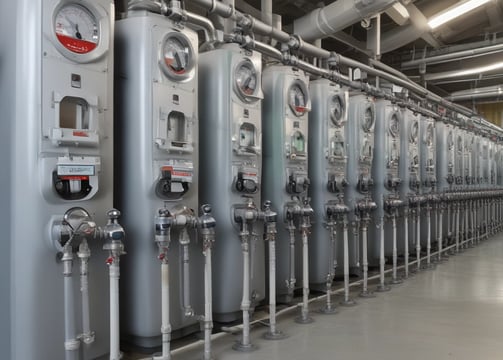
[389,113,400,137]
[447,131,454,150]
[410,121,419,143]
[54,3,99,54]
[288,82,309,117]
[235,60,258,100]
[329,95,345,127]
[160,33,195,80]
[362,105,375,132]
[425,124,434,146]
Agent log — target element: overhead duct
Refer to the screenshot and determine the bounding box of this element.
[293,0,397,42]
[402,42,503,69]
[448,85,503,102]
[380,4,430,53]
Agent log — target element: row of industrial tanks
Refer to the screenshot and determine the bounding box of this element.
[6,0,503,360]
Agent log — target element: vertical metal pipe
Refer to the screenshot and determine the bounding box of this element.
[301,230,310,320]
[391,214,401,283]
[78,240,94,345]
[377,217,390,292]
[287,225,296,301]
[63,251,79,360]
[438,207,444,261]
[320,223,338,311]
[341,218,355,305]
[456,203,460,252]
[359,218,374,297]
[426,207,432,267]
[404,211,409,278]
[241,238,251,347]
[182,241,192,316]
[269,239,278,331]
[416,205,421,271]
[158,261,171,360]
[109,261,121,360]
[203,247,213,360]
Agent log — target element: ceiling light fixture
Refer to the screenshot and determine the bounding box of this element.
[425,61,503,81]
[428,0,492,29]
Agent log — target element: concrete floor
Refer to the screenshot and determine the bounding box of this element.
[128,236,503,360]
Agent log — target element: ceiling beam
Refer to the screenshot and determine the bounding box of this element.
[329,32,373,56]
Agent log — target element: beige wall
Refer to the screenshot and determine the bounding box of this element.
[476,102,503,127]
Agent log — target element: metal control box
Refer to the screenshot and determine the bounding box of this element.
[345,93,376,272]
[262,64,311,298]
[308,79,349,286]
[370,99,402,259]
[115,12,202,347]
[2,0,115,358]
[198,43,265,321]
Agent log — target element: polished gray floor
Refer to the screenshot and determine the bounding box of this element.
[129,236,503,360]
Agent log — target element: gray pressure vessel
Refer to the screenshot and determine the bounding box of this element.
[345,93,376,273]
[419,115,437,246]
[198,43,265,322]
[308,79,349,287]
[370,99,402,260]
[398,109,421,251]
[262,64,311,300]
[2,0,115,358]
[115,12,203,347]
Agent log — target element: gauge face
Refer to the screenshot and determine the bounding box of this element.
[410,121,419,143]
[389,113,399,137]
[362,106,374,132]
[235,61,257,98]
[289,84,308,117]
[160,34,194,79]
[330,95,345,126]
[54,4,99,54]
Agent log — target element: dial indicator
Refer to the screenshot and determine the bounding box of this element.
[288,83,308,117]
[159,33,194,80]
[54,4,99,54]
[362,106,374,132]
[389,113,399,137]
[330,95,345,126]
[235,60,258,98]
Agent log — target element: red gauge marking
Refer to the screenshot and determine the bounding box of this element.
[73,131,89,137]
[295,106,306,113]
[60,176,90,181]
[164,57,186,74]
[56,33,97,54]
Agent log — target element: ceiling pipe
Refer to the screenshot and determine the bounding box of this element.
[380,4,431,53]
[402,42,503,69]
[293,0,397,42]
[447,85,503,101]
[190,0,499,132]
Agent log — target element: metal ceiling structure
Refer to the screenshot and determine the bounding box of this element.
[230,0,503,106]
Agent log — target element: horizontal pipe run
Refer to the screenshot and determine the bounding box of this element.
[402,42,503,69]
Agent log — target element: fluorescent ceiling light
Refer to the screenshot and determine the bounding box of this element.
[425,61,503,81]
[428,0,492,29]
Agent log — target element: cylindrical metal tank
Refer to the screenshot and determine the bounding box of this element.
[399,109,421,254]
[262,64,311,300]
[4,0,115,358]
[308,79,348,287]
[370,99,402,261]
[198,43,265,321]
[115,12,204,347]
[346,93,376,273]
[419,115,437,247]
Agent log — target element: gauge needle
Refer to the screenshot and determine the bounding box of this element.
[75,23,82,40]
